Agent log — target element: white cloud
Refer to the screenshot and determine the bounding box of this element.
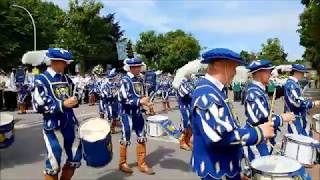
[188,11,301,34]
[103,0,171,32]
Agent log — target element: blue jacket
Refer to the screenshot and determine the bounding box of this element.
[33,70,77,130]
[284,77,314,135]
[118,72,145,115]
[191,77,264,179]
[177,78,193,104]
[244,81,283,160]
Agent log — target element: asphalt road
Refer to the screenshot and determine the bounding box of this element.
[0,90,319,180]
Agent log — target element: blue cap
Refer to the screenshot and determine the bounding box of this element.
[201,48,244,64]
[247,60,274,73]
[106,68,117,78]
[46,48,73,64]
[292,64,308,73]
[126,58,143,66]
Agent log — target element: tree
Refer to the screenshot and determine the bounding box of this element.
[159,30,201,72]
[257,38,288,65]
[240,50,256,64]
[126,40,134,58]
[298,0,320,71]
[135,29,201,72]
[0,0,64,70]
[53,0,123,73]
[135,30,162,67]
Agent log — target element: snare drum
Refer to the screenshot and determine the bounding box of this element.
[281,134,319,165]
[312,114,320,133]
[250,155,307,180]
[79,118,112,167]
[0,112,14,148]
[146,115,167,137]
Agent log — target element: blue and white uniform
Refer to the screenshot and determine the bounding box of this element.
[159,77,171,102]
[284,64,315,136]
[177,78,194,130]
[191,48,265,180]
[33,48,82,176]
[100,69,120,121]
[244,60,283,161]
[118,62,147,145]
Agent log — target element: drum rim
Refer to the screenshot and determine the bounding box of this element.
[0,113,14,126]
[250,167,302,177]
[79,118,111,141]
[249,155,303,177]
[249,155,302,177]
[147,115,168,122]
[284,134,317,146]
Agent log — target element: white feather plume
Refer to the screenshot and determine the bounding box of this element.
[172,59,207,89]
[22,50,47,66]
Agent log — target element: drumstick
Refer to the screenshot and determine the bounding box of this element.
[268,88,277,123]
[266,88,277,147]
[73,82,78,97]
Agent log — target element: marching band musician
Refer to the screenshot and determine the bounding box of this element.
[16,65,28,113]
[177,74,194,151]
[33,48,82,180]
[191,48,275,180]
[159,75,172,112]
[144,70,157,115]
[100,68,120,134]
[87,74,97,106]
[118,58,155,175]
[0,70,6,110]
[284,64,320,136]
[244,60,295,161]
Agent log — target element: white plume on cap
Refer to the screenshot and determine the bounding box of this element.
[22,50,47,66]
[172,59,207,89]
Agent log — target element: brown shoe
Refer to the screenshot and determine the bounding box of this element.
[60,164,75,180]
[185,128,193,149]
[179,132,191,151]
[111,121,118,134]
[19,103,26,114]
[119,144,133,174]
[45,174,58,180]
[136,143,155,175]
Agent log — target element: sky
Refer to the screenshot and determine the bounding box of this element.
[49,0,305,61]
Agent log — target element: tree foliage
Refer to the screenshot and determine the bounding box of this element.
[298,0,320,71]
[0,0,64,70]
[136,29,201,72]
[0,0,123,72]
[240,50,256,64]
[257,38,288,65]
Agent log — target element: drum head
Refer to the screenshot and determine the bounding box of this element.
[79,118,110,142]
[285,133,317,144]
[147,115,168,122]
[251,155,301,174]
[0,113,14,126]
[313,114,320,121]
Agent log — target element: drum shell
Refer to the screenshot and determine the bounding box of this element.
[252,171,300,180]
[281,135,317,165]
[0,118,14,149]
[146,119,166,137]
[81,132,112,167]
